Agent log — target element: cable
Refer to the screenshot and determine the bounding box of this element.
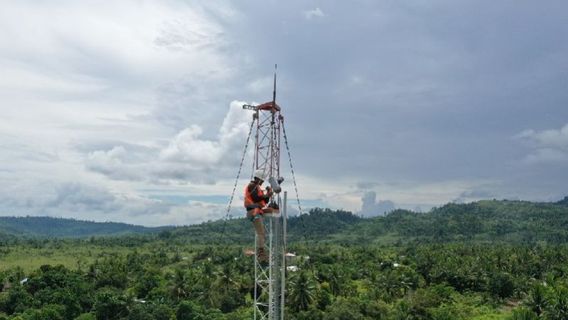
[282,119,303,215]
[220,119,255,242]
[281,118,312,242]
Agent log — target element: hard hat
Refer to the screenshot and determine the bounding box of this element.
[254,169,267,181]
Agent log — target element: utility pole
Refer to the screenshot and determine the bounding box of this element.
[242,65,287,320]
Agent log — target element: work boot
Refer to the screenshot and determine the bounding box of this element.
[257,247,269,267]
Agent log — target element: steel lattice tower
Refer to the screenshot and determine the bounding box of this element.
[243,69,287,320]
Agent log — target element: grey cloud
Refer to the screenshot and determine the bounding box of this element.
[227,1,568,179]
[0,138,60,164]
[86,146,154,181]
[459,190,495,199]
[192,201,226,221]
[524,149,568,165]
[452,189,495,204]
[2,1,568,224]
[49,183,121,213]
[45,182,174,219]
[356,182,379,190]
[0,180,209,226]
[75,140,155,155]
[151,164,218,185]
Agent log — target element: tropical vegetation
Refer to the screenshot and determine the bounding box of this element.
[0,198,567,319]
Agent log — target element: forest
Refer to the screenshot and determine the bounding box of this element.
[1,198,568,319]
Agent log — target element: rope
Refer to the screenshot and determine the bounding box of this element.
[281,120,303,215]
[281,119,311,242]
[220,119,255,242]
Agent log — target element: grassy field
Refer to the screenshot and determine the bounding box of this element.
[0,244,132,272]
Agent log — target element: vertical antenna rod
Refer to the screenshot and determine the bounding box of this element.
[273,64,277,105]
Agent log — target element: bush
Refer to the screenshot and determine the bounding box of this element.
[93,289,129,320]
[509,307,538,320]
[75,313,96,320]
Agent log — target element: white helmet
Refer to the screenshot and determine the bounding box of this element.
[254,169,267,181]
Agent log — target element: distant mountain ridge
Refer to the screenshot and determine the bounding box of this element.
[0,216,168,238]
[2,197,568,243]
[340,199,568,244]
[556,196,568,206]
[164,198,568,245]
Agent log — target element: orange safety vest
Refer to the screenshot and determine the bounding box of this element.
[244,183,267,211]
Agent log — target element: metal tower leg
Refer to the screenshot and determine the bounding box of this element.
[254,194,286,320]
[281,191,287,320]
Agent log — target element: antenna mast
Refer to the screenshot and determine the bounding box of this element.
[242,65,287,320]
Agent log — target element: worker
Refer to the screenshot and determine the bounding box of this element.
[244,169,273,264]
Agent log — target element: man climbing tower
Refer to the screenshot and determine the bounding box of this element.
[244,169,274,264]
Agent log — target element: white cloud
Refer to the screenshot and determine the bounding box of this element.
[516,124,568,164]
[516,124,568,150]
[161,125,223,164]
[83,100,253,184]
[0,2,229,95]
[358,191,395,217]
[303,7,325,20]
[0,2,245,226]
[0,1,234,145]
[160,101,251,165]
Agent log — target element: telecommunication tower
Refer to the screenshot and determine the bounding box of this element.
[242,67,287,320]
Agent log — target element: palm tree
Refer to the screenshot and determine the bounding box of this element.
[328,266,343,297]
[544,286,568,320]
[170,268,188,300]
[526,283,547,316]
[288,271,316,312]
[216,263,237,290]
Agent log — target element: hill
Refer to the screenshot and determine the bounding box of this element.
[339,199,568,244]
[556,195,568,206]
[163,198,568,245]
[2,198,568,243]
[159,207,359,244]
[0,216,168,238]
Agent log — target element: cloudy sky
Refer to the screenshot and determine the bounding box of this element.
[1,1,567,225]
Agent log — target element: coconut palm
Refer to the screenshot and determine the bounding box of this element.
[288,271,316,312]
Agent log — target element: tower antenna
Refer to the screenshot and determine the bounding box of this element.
[273,64,277,104]
[242,65,286,320]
